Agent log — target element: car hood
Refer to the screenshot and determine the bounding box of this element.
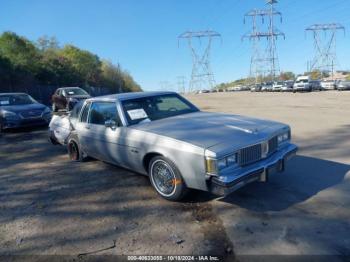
[131,111,288,150]
[0,103,47,113]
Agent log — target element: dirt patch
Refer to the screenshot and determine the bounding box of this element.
[181,202,235,260]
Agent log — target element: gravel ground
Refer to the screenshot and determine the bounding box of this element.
[0,91,349,260]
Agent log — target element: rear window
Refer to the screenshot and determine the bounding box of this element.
[63,88,89,96]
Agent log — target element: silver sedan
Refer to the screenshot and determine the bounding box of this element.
[61,91,297,201]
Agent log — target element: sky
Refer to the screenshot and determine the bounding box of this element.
[0,0,349,91]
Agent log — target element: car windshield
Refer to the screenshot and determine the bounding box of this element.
[0,94,37,106]
[121,94,199,125]
[297,79,308,83]
[64,88,88,96]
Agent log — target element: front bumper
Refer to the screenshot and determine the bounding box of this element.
[293,86,310,91]
[337,86,350,91]
[208,143,298,196]
[2,117,50,129]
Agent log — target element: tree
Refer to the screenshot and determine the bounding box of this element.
[100,60,123,92]
[0,31,40,74]
[100,60,141,93]
[60,45,101,86]
[0,31,142,93]
[280,71,295,81]
[37,35,59,51]
[37,48,81,86]
[121,70,142,92]
[0,55,13,89]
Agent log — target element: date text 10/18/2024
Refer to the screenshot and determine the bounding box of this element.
[127,255,221,261]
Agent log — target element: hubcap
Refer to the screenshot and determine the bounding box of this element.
[70,143,78,160]
[151,160,176,196]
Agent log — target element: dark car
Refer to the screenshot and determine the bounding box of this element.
[0,93,52,132]
[309,80,323,91]
[51,87,91,112]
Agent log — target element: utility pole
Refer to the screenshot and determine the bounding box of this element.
[178,30,221,92]
[305,23,345,79]
[243,0,285,83]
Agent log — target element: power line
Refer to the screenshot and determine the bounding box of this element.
[286,0,348,25]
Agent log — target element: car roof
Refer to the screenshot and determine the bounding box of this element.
[0,92,29,96]
[86,91,178,102]
[60,87,82,90]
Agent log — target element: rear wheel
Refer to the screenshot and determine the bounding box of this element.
[149,156,189,201]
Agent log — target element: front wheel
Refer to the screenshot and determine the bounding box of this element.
[149,156,189,201]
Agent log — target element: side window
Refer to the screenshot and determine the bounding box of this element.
[80,102,91,123]
[89,102,119,126]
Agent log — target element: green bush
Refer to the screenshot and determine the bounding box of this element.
[0,32,142,93]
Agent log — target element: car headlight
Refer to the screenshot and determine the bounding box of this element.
[205,158,217,175]
[2,110,19,120]
[278,130,290,144]
[261,141,269,158]
[69,98,78,103]
[205,153,238,175]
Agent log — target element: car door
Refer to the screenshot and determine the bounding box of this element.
[82,101,125,164]
[74,101,92,155]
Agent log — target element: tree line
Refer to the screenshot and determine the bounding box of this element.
[215,72,296,90]
[0,32,142,93]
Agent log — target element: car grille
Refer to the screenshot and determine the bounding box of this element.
[238,143,262,166]
[238,136,278,166]
[20,110,42,119]
[268,136,278,154]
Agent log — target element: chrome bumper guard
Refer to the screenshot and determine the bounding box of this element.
[209,144,298,196]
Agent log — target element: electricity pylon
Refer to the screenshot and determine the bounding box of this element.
[176,76,186,94]
[305,23,345,79]
[243,0,285,83]
[178,30,221,92]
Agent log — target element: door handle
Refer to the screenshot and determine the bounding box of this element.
[85,125,90,129]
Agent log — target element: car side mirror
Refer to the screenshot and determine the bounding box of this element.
[105,119,118,130]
